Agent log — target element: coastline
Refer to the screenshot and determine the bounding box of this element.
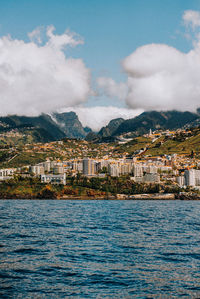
[0,193,200,200]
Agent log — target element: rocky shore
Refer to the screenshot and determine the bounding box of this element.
[116,193,200,200]
[1,193,200,200]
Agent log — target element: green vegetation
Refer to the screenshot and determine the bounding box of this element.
[0,174,183,199]
[0,150,11,163]
[0,152,48,168]
[70,174,182,195]
[114,128,200,157]
[0,128,55,147]
[115,136,151,154]
[0,176,44,198]
[146,133,200,156]
[0,176,106,199]
[112,110,198,137]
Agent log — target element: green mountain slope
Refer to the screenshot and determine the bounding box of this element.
[113,111,199,137]
[98,118,124,138]
[115,128,200,157]
[0,114,66,141]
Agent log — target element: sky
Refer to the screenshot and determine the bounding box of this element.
[0,0,200,130]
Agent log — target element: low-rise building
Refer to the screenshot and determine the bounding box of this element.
[0,168,16,180]
[41,173,66,185]
[143,173,160,183]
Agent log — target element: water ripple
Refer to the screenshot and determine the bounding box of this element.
[0,199,200,298]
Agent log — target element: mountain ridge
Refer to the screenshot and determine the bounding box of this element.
[0,109,199,145]
[86,110,200,143]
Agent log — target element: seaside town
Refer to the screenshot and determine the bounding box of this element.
[0,127,200,199]
[2,3,200,298]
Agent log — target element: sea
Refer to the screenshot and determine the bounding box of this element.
[0,200,200,298]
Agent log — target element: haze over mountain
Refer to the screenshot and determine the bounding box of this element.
[86,110,200,143]
[0,112,89,142]
[1,109,200,144]
[113,111,199,136]
[52,112,91,139]
[1,6,200,142]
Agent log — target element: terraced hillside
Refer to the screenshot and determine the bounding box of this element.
[115,128,200,157]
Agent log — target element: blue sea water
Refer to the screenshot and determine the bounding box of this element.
[0,200,200,298]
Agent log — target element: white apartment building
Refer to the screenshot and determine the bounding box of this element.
[146,165,158,174]
[143,173,160,183]
[53,166,64,175]
[184,169,200,187]
[29,165,44,176]
[133,164,143,177]
[176,176,185,186]
[41,173,66,185]
[0,168,16,180]
[108,163,120,177]
[42,161,51,172]
[120,163,132,175]
[72,160,83,172]
[83,158,96,176]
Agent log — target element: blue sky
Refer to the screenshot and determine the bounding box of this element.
[0,0,200,128]
[1,0,199,80]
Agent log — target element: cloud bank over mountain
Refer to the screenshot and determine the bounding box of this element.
[98,10,200,112]
[1,10,200,129]
[60,106,143,131]
[0,26,91,116]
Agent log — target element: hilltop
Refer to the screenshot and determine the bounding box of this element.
[87,110,199,143]
[0,109,200,153]
[0,112,92,145]
[115,127,200,157]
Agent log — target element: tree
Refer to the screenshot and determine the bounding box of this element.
[100,166,108,174]
[37,186,57,199]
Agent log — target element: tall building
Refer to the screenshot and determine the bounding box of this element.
[184,169,200,187]
[108,163,120,177]
[83,158,95,176]
[146,165,157,174]
[53,166,64,175]
[29,165,44,176]
[133,164,143,177]
[176,176,185,186]
[120,163,131,175]
[42,161,51,172]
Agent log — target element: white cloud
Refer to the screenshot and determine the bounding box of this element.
[0,26,91,116]
[123,42,200,111]
[98,10,200,112]
[60,106,143,131]
[46,25,84,50]
[183,10,200,30]
[97,77,127,100]
[122,43,200,111]
[28,27,43,44]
